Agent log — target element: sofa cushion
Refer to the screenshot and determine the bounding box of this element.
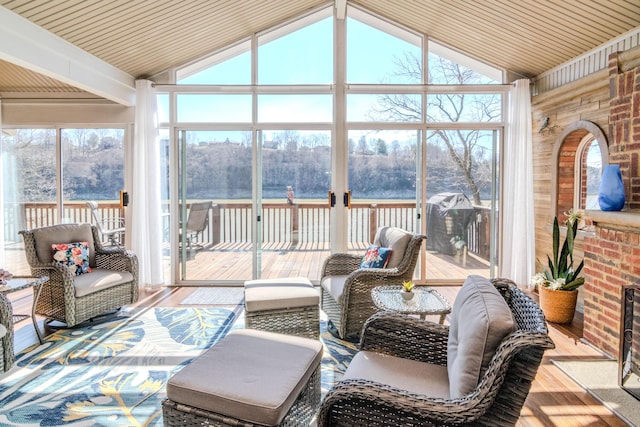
[32,223,96,266]
[373,226,412,269]
[52,241,92,276]
[167,329,323,426]
[342,351,450,399]
[359,245,392,268]
[73,268,134,297]
[447,275,515,398]
[320,275,348,302]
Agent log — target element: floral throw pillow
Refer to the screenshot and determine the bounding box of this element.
[359,245,392,269]
[51,241,92,276]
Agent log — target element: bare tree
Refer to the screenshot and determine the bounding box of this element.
[369,53,499,204]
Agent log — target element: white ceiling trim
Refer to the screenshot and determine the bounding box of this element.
[0,6,135,106]
[335,0,346,20]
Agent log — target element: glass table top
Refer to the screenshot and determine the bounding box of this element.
[371,285,452,315]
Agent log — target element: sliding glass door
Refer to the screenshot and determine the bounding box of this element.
[258,130,332,280]
[424,129,499,281]
[346,129,421,254]
[177,130,253,282]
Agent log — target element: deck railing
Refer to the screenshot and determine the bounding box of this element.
[4,201,493,261]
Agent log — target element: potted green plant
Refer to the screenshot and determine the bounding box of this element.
[531,210,585,323]
[401,280,415,301]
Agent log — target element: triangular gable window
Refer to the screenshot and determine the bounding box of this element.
[429,40,502,84]
[177,40,251,85]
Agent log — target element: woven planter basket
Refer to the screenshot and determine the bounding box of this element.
[538,286,578,324]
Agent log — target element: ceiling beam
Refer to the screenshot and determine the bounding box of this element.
[0,6,135,106]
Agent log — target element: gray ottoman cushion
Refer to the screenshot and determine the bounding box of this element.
[244,277,319,312]
[166,329,323,425]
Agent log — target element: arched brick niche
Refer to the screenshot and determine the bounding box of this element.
[551,120,609,222]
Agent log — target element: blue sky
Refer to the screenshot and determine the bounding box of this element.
[158,15,420,134]
[157,12,500,148]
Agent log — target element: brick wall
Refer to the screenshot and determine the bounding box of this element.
[608,52,640,210]
[583,224,640,357]
[581,53,640,358]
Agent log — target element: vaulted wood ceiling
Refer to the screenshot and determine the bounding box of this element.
[1,0,639,98]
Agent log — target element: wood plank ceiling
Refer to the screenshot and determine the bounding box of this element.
[1,0,639,97]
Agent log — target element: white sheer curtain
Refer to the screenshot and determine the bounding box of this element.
[131,80,164,288]
[0,97,4,268]
[499,79,534,288]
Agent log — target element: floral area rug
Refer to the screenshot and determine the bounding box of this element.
[0,307,357,426]
[0,307,239,426]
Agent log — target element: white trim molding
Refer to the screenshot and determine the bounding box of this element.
[0,6,136,106]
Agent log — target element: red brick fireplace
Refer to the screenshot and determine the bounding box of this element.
[581,51,640,359]
[583,212,640,358]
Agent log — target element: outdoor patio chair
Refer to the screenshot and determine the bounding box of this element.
[320,226,425,341]
[181,201,212,249]
[86,201,125,246]
[318,276,555,426]
[0,293,14,372]
[19,223,139,328]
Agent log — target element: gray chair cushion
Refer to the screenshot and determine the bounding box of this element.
[373,226,412,269]
[447,275,515,398]
[73,269,134,297]
[320,275,348,301]
[167,329,323,426]
[343,351,450,399]
[32,223,96,266]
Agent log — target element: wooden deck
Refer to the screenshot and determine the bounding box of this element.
[178,242,490,283]
[5,285,629,427]
[5,241,491,284]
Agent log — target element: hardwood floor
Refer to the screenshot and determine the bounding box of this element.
[4,285,631,427]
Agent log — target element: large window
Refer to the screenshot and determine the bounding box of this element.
[258,15,333,85]
[347,10,422,84]
[2,128,126,274]
[159,4,506,284]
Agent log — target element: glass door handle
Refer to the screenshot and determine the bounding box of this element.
[343,191,351,209]
[328,191,336,208]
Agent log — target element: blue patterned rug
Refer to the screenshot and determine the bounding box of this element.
[0,307,357,426]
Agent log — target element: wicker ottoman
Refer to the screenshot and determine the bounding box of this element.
[163,329,323,427]
[244,277,320,339]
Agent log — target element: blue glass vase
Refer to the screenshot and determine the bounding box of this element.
[598,164,625,211]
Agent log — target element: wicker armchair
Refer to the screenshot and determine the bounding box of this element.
[320,226,425,340]
[318,278,555,427]
[19,223,139,328]
[0,293,13,372]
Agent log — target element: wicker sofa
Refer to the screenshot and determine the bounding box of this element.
[19,223,139,328]
[318,276,555,426]
[320,226,425,340]
[0,293,13,372]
